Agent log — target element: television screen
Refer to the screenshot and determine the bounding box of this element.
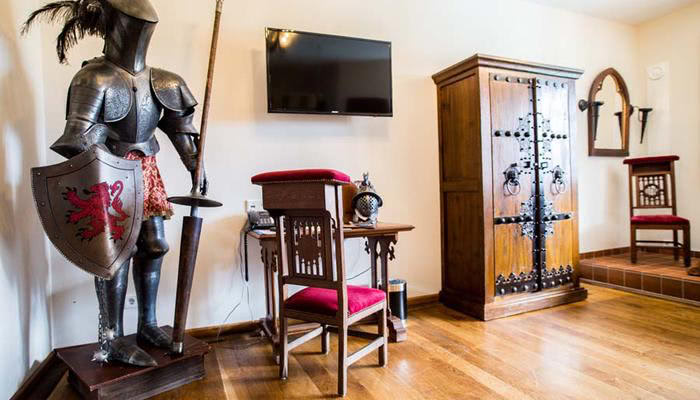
[266,28,393,116]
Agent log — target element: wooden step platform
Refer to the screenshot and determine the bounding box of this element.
[581,251,700,305]
[56,327,209,400]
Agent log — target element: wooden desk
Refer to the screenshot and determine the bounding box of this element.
[248,222,415,352]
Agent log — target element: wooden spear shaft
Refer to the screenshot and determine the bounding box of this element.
[169,0,225,355]
[193,0,224,193]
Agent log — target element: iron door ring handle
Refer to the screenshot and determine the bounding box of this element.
[552,166,567,194]
[503,165,521,196]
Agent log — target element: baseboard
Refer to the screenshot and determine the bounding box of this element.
[407,293,439,308]
[580,247,630,259]
[186,320,261,342]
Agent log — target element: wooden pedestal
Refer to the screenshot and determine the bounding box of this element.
[56,327,209,400]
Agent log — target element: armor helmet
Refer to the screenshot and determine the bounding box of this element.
[106,0,159,23]
[352,172,383,226]
[104,0,159,74]
[22,0,159,66]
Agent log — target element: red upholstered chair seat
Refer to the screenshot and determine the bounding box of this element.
[631,215,689,225]
[251,169,351,184]
[286,285,386,316]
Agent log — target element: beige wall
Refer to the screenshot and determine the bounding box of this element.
[34,0,645,349]
[0,0,52,397]
[639,2,700,250]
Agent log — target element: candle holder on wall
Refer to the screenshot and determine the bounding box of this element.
[578,100,605,140]
[623,105,653,144]
[637,107,653,144]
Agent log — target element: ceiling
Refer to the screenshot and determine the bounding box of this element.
[526,0,700,25]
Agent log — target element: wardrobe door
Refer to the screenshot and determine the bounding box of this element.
[535,79,575,288]
[438,74,486,299]
[489,73,538,296]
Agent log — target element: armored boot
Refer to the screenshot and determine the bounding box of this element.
[94,261,157,367]
[134,216,172,348]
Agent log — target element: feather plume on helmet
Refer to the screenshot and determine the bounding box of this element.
[21,0,112,64]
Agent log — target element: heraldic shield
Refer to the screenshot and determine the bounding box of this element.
[32,145,144,279]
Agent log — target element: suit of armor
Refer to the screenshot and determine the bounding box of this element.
[44,0,205,366]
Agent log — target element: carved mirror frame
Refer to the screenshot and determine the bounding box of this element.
[587,68,631,157]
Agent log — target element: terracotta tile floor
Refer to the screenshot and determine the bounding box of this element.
[580,251,700,304]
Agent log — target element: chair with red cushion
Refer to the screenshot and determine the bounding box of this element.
[251,169,387,397]
[624,156,691,267]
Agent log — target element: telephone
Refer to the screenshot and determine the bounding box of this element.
[241,207,275,283]
[247,209,274,230]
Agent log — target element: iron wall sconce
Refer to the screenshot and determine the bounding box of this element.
[623,106,653,144]
[578,100,604,140]
[636,107,653,144]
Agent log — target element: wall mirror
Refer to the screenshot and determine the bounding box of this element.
[579,68,631,157]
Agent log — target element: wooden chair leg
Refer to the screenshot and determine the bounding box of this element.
[684,226,691,267]
[279,315,289,380]
[338,327,348,397]
[674,230,680,261]
[378,305,387,367]
[321,324,329,355]
[630,227,638,264]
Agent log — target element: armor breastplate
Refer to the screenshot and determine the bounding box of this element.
[105,64,162,156]
[52,58,198,159]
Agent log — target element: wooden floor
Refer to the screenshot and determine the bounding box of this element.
[49,284,700,399]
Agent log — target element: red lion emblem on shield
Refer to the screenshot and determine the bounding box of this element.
[63,181,130,242]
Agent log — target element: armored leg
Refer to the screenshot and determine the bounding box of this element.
[133,216,171,348]
[94,260,157,367]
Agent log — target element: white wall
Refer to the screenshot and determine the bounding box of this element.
[639,2,700,250]
[0,0,52,397]
[32,0,645,349]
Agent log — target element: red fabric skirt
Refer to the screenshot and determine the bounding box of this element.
[125,152,174,219]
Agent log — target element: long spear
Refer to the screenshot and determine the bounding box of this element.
[168,0,225,354]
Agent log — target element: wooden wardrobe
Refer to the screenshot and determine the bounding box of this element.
[432,54,587,320]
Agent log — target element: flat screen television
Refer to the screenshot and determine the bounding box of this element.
[265,28,393,117]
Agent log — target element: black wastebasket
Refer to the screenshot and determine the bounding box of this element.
[388,279,407,323]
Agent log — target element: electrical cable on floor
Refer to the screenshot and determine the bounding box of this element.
[214,226,254,343]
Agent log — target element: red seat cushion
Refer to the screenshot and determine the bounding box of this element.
[623,155,679,165]
[251,169,351,184]
[631,215,689,225]
[286,285,385,316]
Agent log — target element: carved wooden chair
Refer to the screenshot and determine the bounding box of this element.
[251,169,388,397]
[624,156,691,267]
